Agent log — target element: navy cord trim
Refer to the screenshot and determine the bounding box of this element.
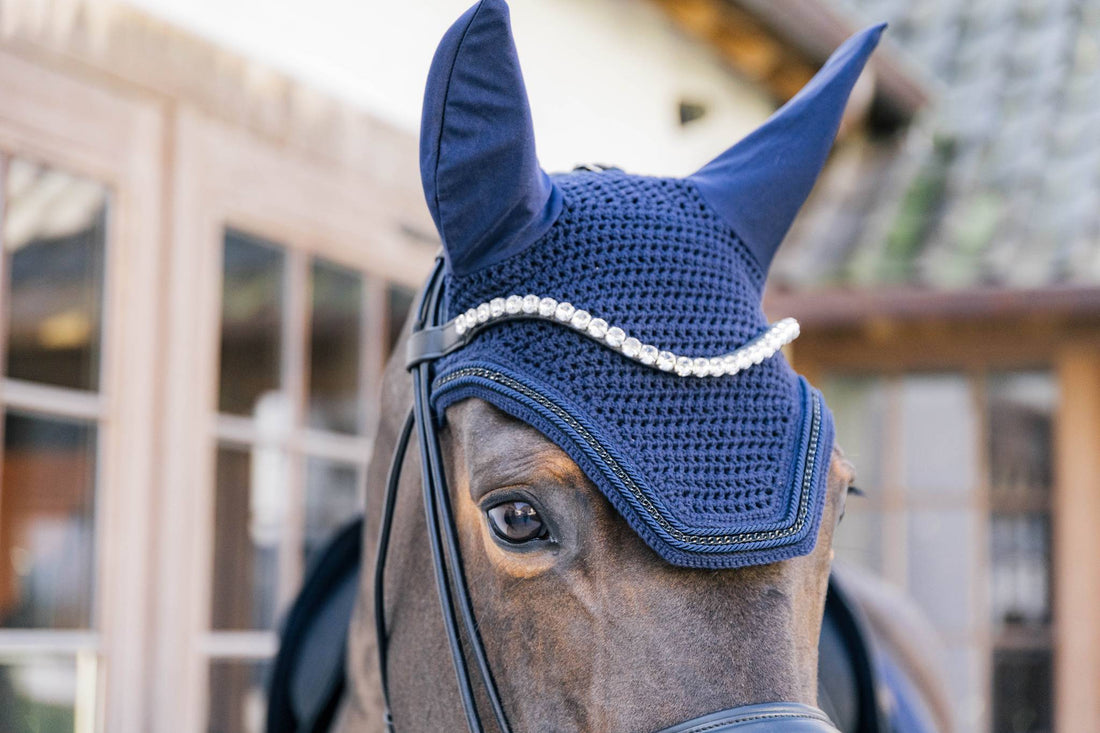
[433,366,823,548]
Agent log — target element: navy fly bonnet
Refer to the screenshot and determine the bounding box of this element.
[420,0,884,570]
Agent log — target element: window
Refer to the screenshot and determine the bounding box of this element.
[987,373,1054,733]
[824,370,1056,733]
[385,283,415,360]
[0,157,110,731]
[205,231,375,733]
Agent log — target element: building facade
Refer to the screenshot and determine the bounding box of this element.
[0,3,434,731]
[773,1,1100,731]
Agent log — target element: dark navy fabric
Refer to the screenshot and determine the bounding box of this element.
[420,0,562,277]
[690,24,885,272]
[431,173,834,568]
[419,0,882,569]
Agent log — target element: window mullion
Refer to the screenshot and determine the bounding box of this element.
[0,629,99,652]
[362,274,387,440]
[0,155,9,480]
[279,249,309,611]
[0,378,105,421]
[0,155,9,385]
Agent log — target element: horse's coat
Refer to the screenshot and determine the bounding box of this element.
[328,2,958,730]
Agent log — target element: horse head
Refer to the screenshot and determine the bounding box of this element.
[343,2,884,730]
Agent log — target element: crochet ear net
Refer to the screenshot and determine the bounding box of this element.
[420,0,883,279]
[689,23,886,272]
[419,0,562,277]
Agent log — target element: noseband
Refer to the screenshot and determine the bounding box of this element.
[372,259,840,733]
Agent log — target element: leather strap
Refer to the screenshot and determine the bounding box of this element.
[379,259,846,733]
[656,702,840,733]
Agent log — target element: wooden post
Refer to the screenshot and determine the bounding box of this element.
[1054,348,1100,731]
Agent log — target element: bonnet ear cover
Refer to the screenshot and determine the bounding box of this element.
[421,2,885,570]
[420,0,562,276]
[690,23,886,271]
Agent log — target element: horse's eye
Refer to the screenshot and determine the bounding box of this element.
[486,500,547,544]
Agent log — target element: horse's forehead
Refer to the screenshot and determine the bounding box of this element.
[448,398,586,488]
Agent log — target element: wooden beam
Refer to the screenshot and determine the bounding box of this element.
[784,315,1100,374]
[1053,348,1100,731]
[648,0,928,122]
[648,0,816,104]
[731,0,929,120]
[767,285,1100,328]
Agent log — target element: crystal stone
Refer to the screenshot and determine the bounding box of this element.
[639,344,658,365]
[674,356,693,376]
[454,314,467,335]
[709,357,725,375]
[505,295,523,314]
[538,297,557,317]
[587,318,609,339]
[621,337,641,358]
[692,357,710,377]
[522,294,540,314]
[489,298,506,318]
[554,301,575,322]
[570,309,592,330]
[605,327,626,348]
[656,351,675,371]
[465,308,478,327]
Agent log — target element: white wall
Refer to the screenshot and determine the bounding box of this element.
[123,0,775,176]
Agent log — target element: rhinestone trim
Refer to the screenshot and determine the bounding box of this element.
[450,295,799,377]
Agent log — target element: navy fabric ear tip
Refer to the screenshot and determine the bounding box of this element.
[689,23,887,273]
[419,0,563,277]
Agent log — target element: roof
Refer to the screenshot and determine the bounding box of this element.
[654,0,927,124]
[769,0,1100,302]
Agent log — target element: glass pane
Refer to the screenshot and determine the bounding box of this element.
[820,376,888,493]
[308,259,363,434]
[992,648,1053,733]
[987,372,1056,504]
[820,376,887,574]
[207,659,269,733]
[385,284,414,359]
[990,514,1050,627]
[211,445,285,631]
[304,458,361,567]
[906,508,978,636]
[219,231,285,416]
[1,411,96,629]
[0,654,78,732]
[900,374,977,497]
[945,644,985,733]
[832,503,883,574]
[4,158,108,391]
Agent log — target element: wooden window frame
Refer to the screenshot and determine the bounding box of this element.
[790,323,1100,732]
[0,47,163,733]
[154,108,433,733]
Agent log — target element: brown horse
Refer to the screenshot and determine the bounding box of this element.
[268,1,957,729]
[323,325,953,732]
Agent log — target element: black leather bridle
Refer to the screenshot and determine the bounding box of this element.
[372,259,841,733]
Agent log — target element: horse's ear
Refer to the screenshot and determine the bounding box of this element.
[689,23,886,272]
[420,0,562,276]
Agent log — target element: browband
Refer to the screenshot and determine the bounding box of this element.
[407,292,799,377]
